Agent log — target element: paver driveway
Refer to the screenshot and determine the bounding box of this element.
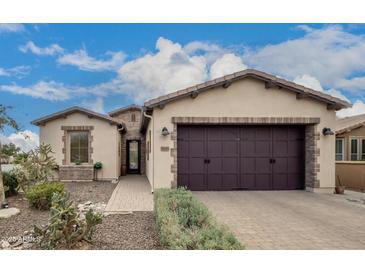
[194,191,365,249]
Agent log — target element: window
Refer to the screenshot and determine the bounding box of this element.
[335,138,344,161]
[131,113,136,122]
[350,137,365,161]
[70,131,89,163]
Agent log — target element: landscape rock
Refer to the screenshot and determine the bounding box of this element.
[0,207,20,219]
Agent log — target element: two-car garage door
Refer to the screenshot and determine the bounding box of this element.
[177,125,305,191]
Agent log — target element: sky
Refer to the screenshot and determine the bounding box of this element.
[1,23,365,151]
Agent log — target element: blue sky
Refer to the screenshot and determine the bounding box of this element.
[1,23,365,151]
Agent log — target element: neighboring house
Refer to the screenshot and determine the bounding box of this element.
[32,69,350,193]
[335,114,365,190]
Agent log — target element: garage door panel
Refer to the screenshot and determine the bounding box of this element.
[272,174,288,190]
[178,158,189,174]
[255,141,271,156]
[177,125,304,191]
[255,174,271,190]
[207,174,221,190]
[178,174,189,188]
[189,174,206,190]
[177,141,189,157]
[222,141,239,156]
[256,158,271,173]
[241,158,255,173]
[241,174,256,189]
[273,141,288,156]
[190,158,205,174]
[221,175,239,190]
[273,158,288,173]
[189,127,205,140]
[207,158,222,173]
[288,174,303,189]
[222,158,238,173]
[190,141,205,157]
[207,141,222,157]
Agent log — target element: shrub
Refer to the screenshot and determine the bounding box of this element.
[3,171,19,197]
[26,182,65,210]
[12,143,57,192]
[34,192,103,250]
[154,188,244,250]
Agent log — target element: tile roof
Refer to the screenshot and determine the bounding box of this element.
[108,104,141,116]
[144,69,351,110]
[31,106,125,128]
[336,113,365,134]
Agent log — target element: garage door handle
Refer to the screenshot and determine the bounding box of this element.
[269,158,276,164]
[204,159,211,164]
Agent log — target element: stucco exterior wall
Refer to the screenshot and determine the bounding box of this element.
[146,77,336,191]
[39,112,120,180]
[336,126,365,161]
[336,161,365,190]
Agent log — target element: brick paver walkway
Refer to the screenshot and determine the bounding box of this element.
[105,175,153,212]
[194,191,365,249]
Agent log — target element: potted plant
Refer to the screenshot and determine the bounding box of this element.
[335,175,345,194]
[93,162,102,180]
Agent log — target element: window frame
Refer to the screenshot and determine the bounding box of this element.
[335,138,344,161]
[349,136,365,161]
[69,130,90,164]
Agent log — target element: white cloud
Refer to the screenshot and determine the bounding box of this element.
[117,37,209,101]
[81,97,104,113]
[335,76,365,93]
[210,53,247,79]
[293,74,324,91]
[0,130,39,152]
[0,81,71,101]
[57,49,125,72]
[244,25,365,87]
[336,100,365,118]
[0,23,25,33]
[0,65,30,78]
[293,74,350,102]
[19,41,64,56]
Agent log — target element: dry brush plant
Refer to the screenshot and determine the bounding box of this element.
[34,192,103,250]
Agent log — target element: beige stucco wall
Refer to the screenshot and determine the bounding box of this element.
[147,77,337,190]
[337,126,365,161]
[39,112,120,180]
[336,161,365,190]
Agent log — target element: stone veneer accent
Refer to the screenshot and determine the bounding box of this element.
[59,165,94,181]
[61,125,94,165]
[170,117,321,190]
[111,109,146,174]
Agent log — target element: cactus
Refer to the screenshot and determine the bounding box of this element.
[34,192,102,249]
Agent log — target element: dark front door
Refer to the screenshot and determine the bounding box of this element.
[177,125,304,191]
[127,140,140,174]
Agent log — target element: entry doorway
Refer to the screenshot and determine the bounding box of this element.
[127,140,141,174]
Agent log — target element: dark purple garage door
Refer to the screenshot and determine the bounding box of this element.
[177,125,305,191]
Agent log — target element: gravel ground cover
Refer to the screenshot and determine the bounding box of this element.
[0,181,161,250]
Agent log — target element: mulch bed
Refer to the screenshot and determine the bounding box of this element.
[0,181,162,250]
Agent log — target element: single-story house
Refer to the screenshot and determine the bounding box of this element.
[335,114,365,190]
[32,69,350,193]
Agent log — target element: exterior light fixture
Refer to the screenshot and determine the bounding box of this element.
[161,127,170,136]
[322,127,334,136]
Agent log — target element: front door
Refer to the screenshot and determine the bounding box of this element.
[127,140,140,174]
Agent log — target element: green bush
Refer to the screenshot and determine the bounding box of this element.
[154,188,244,250]
[3,171,19,197]
[26,182,65,210]
[34,192,102,249]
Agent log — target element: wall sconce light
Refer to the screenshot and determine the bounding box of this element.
[322,127,334,136]
[161,127,170,136]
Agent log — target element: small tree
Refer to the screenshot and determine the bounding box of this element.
[0,105,20,207]
[13,143,57,192]
[1,143,21,162]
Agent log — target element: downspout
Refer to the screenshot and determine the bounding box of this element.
[143,111,154,193]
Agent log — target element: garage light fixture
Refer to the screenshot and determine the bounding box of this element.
[322,127,334,136]
[161,127,170,136]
